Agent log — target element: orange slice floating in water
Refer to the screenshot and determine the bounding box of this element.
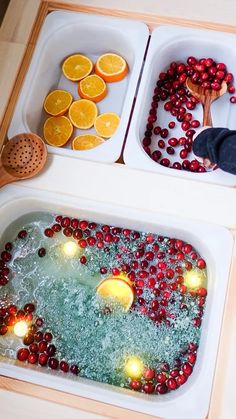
[43,89,73,116]
[62,54,93,81]
[78,74,107,102]
[68,99,98,129]
[43,116,73,147]
[72,134,105,150]
[95,53,128,83]
[96,278,134,311]
[94,112,120,138]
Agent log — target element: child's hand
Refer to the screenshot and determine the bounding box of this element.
[192,126,217,171]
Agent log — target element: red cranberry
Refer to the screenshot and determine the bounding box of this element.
[44,332,53,342]
[158,139,165,149]
[172,162,182,170]
[160,158,170,167]
[155,383,168,394]
[24,303,35,313]
[166,378,177,390]
[28,353,38,364]
[80,255,87,264]
[188,353,197,364]
[34,331,43,342]
[152,150,162,161]
[180,149,188,159]
[5,242,12,251]
[225,73,233,84]
[70,364,80,375]
[17,348,30,362]
[0,325,8,335]
[47,344,56,357]
[61,217,71,228]
[63,227,73,237]
[29,343,38,353]
[182,362,193,376]
[153,126,161,135]
[60,360,69,373]
[5,314,16,326]
[130,379,142,391]
[230,96,236,103]
[216,62,226,71]
[79,239,87,248]
[18,230,27,239]
[168,137,178,147]
[143,382,155,394]
[197,287,207,297]
[190,160,200,172]
[191,120,200,128]
[143,368,155,381]
[48,357,59,369]
[44,228,54,238]
[196,258,206,269]
[52,223,61,232]
[1,251,11,262]
[167,146,175,155]
[176,374,187,386]
[38,341,48,352]
[38,353,48,366]
[193,317,201,327]
[55,215,62,223]
[160,129,168,138]
[38,247,46,257]
[168,121,175,129]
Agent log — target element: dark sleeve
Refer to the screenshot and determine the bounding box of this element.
[193,127,236,175]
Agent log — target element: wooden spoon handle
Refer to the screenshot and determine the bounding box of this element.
[202,95,213,127]
[0,165,16,188]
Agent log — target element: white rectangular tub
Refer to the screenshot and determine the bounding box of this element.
[0,187,233,419]
[8,11,149,163]
[124,25,236,186]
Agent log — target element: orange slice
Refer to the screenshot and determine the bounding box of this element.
[62,54,93,81]
[68,99,98,129]
[78,74,107,102]
[94,112,120,138]
[43,116,73,147]
[43,89,73,116]
[72,134,105,150]
[96,278,134,311]
[95,53,128,82]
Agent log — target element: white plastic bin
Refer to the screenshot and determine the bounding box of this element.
[124,26,236,186]
[0,186,233,419]
[8,11,149,163]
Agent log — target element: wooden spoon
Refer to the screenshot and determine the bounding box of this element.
[0,133,47,188]
[186,78,227,126]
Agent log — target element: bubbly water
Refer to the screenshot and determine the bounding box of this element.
[0,212,205,389]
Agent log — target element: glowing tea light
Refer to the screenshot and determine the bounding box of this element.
[183,269,205,290]
[124,356,144,379]
[14,321,28,337]
[62,241,78,258]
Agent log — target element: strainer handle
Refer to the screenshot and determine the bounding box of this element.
[0,165,16,188]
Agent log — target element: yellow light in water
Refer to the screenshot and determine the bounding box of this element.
[183,269,205,290]
[62,241,78,257]
[124,356,144,379]
[14,321,28,337]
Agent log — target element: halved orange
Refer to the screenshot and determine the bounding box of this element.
[43,89,73,116]
[43,116,73,147]
[68,99,98,129]
[96,278,134,311]
[62,54,93,81]
[78,74,107,102]
[72,134,105,150]
[95,53,128,83]
[94,112,120,138]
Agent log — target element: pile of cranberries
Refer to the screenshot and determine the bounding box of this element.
[142,56,236,171]
[0,302,80,375]
[0,215,208,395]
[129,342,197,394]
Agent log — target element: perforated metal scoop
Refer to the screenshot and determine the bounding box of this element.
[0,133,47,188]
